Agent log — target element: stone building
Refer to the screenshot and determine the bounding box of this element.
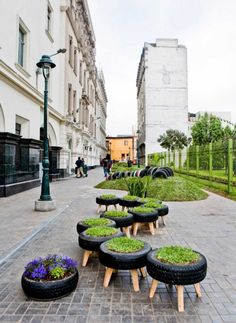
[136,39,188,164]
[0,0,107,196]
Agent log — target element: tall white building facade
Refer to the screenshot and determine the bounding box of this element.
[0,0,107,196]
[136,39,188,163]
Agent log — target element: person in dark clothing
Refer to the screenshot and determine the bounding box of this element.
[75,157,85,178]
[101,154,112,179]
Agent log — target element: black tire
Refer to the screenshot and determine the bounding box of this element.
[158,168,170,177]
[99,241,151,270]
[139,169,146,177]
[152,170,168,179]
[118,198,142,208]
[128,209,159,223]
[158,204,169,217]
[146,249,207,285]
[79,230,123,251]
[21,269,79,301]
[76,219,116,234]
[150,167,158,177]
[147,167,153,176]
[96,197,119,206]
[100,212,134,228]
[163,166,174,176]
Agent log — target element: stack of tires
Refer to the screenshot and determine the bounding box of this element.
[108,166,174,180]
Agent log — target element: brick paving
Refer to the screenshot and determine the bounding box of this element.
[0,168,236,322]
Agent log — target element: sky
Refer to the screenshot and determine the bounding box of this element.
[89,0,236,136]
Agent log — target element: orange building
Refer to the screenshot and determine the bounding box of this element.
[106,136,135,162]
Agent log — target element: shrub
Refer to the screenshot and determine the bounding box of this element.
[107,236,144,253]
[124,176,152,197]
[156,246,200,264]
[104,210,129,218]
[143,201,162,208]
[82,218,111,226]
[23,255,78,281]
[85,227,118,237]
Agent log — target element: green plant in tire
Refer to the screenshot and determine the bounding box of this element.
[143,201,163,209]
[107,236,145,253]
[124,176,152,197]
[104,210,129,218]
[82,218,112,226]
[156,246,200,265]
[122,195,139,201]
[131,206,156,214]
[85,227,118,237]
[99,194,116,200]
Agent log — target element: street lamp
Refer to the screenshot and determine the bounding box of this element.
[35,48,66,211]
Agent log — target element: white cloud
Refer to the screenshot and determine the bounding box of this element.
[89,0,236,135]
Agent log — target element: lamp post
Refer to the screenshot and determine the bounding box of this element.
[35,49,66,211]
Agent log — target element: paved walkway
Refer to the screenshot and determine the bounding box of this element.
[0,168,236,322]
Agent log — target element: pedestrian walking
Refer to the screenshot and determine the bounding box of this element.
[75,157,85,178]
[101,154,112,179]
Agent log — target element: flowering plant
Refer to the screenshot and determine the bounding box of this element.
[23,255,78,281]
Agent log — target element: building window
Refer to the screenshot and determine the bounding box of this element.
[124,140,128,146]
[47,5,52,33]
[15,123,21,135]
[69,35,73,67]
[73,47,77,74]
[79,60,82,84]
[68,84,72,114]
[18,26,25,67]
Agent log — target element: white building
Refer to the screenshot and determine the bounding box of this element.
[0,0,107,196]
[136,39,188,164]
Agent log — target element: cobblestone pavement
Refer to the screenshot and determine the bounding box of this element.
[0,168,236,322]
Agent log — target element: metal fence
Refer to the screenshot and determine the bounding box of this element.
[148,138,236,194]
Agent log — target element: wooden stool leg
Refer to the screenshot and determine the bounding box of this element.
[149,279,158,298]
[130,269,139,292]
[82,250,92,267]
[139,267,147,277]
[177,285,184,312]
[105,205,108,211]
[194,283,202,297]
[114,204,117,210]
[148,222,155,235]
[121,206,125,211]
[156,220,159,228]
[133,223,139,236]
[103,268,113,287]
[162,216,166,225]
[123,226,130,238]
[97,205,101,214]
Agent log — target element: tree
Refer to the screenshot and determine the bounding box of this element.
[157,129,191,151]
[191,113,224,145]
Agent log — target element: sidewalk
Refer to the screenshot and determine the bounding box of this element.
[0,169,236,322]
[0,167,108,263]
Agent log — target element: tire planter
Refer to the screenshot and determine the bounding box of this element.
[147,249,207,286]
[99,241,151,270]
[147,248,207,312]
[79,229,123,252]
[128,208,159,223]
[99,240,151,292]
[100,212,134,228]
[96,196,119,206]
[21,269,79,301]
[76,219,116,234]
[161,166,174,176]
[118,198,142,209]
[152,169,168,179]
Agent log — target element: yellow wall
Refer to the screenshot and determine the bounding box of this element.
[107,137,134,161]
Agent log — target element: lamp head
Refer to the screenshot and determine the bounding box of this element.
[36,55,56,69]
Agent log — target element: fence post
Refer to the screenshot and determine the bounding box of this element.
[173,149,176,169]
[209,142,212,177]
[164,152,167,166]
[178,150,182,171]
[196,145,199,176]
[228,138,233,194]
[168,150,170,166]
[186,147,189,173]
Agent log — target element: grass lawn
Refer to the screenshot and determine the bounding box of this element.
[95,176,208,201]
